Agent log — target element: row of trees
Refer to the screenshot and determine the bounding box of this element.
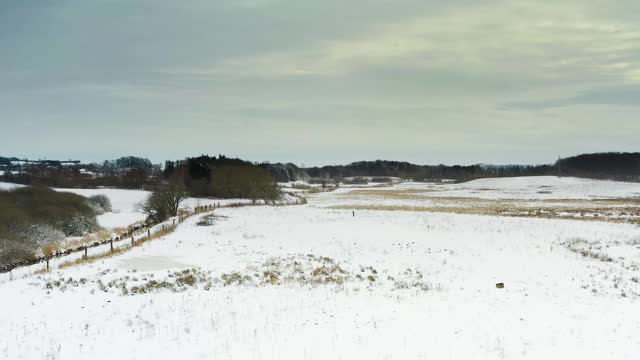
[0,156,162,190]
[304,160,552,182]
[556,153,640,181]
[304,153,640,182]
[163,155,280,201]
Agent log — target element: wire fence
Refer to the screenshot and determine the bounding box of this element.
[1,194,306,275]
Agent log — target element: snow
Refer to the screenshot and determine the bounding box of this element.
[436,176,640,199]
[57,188,150,229]
[307,177,640,214]
[1,177,640,359]
[0,182,260,229]
[0,181,23,190]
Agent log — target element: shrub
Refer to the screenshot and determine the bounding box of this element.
[0,186,98,267]
[11,223,65,246]
[343,177,369,185]
[370,177,393,183]
[0,237,36,268]
[308,178,335,185]
[88,194,112,213]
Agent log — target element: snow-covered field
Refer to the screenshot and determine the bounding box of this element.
[0,182,258,229]
[1,177,640,359]
[309,177,640,224]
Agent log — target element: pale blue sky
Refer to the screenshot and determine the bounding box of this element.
[1,0,639,165]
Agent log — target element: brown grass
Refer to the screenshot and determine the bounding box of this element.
[329,204,640,225]
[65,230,113,248]
[58,218,189,269]
[59,246,128,269]
[307,186,339,194]
[40,243,60,256]
[132,225,177,247]
[346,189,441,197]
[345,187,640,204]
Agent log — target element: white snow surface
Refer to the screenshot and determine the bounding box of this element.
[437,176,640,199]
[0,181,23,190]
[307,176,640,209]
[58,187,150,229]
[1,177,640,359]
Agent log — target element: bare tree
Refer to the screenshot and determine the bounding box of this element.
[138,183,188,224]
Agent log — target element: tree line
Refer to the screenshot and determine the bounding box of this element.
[163,155,280,201]
[304,153,640,182]
[2,152,639,189]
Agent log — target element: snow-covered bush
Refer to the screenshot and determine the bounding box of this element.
[0,186,100,266]
[0,237,35,267]
[57,214,99,236]
[10,223,65,246]
[88,194,112,214]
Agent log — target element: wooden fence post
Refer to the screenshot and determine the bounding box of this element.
[147,229,151,238]
[352,211,355,217]
[110,239,114,253]
[131,236,134,247]
[84,247,88,260]
[46,258,49,271]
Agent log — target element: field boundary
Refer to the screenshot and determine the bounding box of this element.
[2,196,305,274]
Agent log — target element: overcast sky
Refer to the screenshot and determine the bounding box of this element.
[1,0,639,166]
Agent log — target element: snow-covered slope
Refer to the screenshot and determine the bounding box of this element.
[1,190,640,359]
[438,176,640,199]
[1,177,640,359]
[59,187,150,228]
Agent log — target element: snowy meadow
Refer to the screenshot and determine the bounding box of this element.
[1,177,640,359]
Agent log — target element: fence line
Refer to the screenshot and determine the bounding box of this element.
[1,197,305,275]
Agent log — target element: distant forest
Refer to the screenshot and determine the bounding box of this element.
[1,152,639,193]
[305,153,640,182]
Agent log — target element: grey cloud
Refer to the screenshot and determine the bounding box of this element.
[1,0,640,165]
[506,85,640,109]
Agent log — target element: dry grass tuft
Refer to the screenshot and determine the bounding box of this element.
[133,225,176,246]
[40,243,61,256]
[329,203,640,224]
[66,230,113,248]
[59,247,128,269]
[33,267,51,275]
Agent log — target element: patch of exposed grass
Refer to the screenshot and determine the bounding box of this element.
[563,238,614,262]
[33,267,51,275]
[329,203,640,224]
[132,225,176,247]
[40,243,60,257]
[222,272,252,286]
[344,189,441,199]
[59,246,128,269]
[66,230,113,249]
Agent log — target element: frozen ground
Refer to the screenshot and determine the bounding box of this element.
[310,177,640,224]
[1,177,640,359]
